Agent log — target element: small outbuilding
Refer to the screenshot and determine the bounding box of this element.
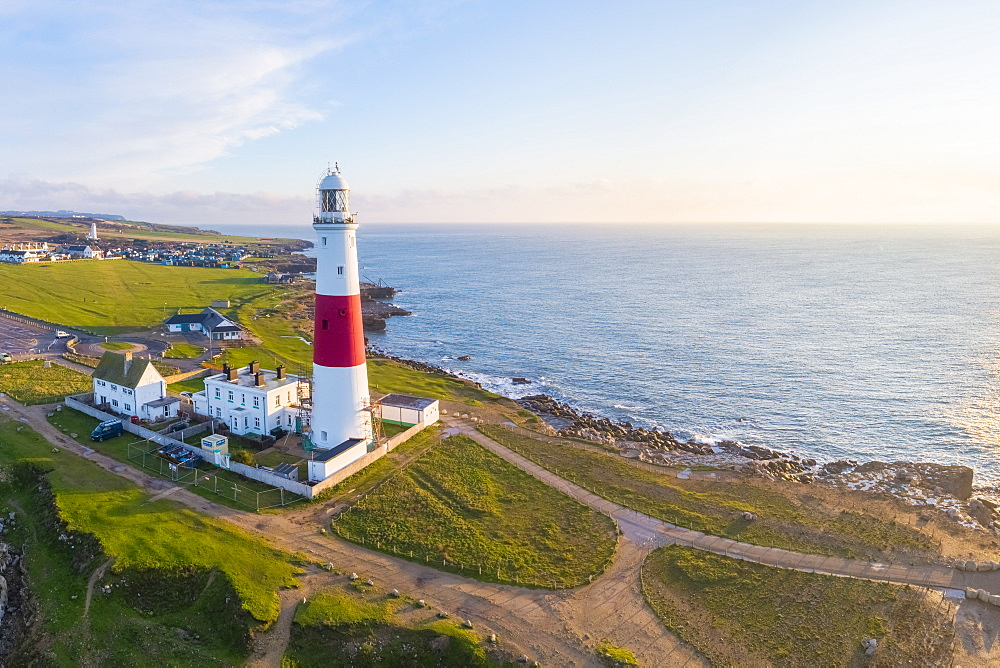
[378,394,440,427]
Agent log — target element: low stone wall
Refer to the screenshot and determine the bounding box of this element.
[64,394,434,500]
[162,368,210,385]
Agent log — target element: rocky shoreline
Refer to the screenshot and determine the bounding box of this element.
[511,393,1000,530]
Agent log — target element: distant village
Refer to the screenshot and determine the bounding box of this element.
[0,238,254,268]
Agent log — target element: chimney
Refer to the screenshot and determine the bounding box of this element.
[222,362,230,374]
[254,372,265,387]
[276,365,286,380]
[226,366,238,382]
[249,360,260,374]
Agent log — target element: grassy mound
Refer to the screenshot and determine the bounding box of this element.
[641,545,955,667]
[285,586,497,667]
[163,342,206,359]
[0,359,91,404]
[332,434,617,588]
[0,417,300,624]
[100,341,133,351]
[480,425,933,560]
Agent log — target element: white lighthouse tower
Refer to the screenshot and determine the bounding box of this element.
[309,164,373,455]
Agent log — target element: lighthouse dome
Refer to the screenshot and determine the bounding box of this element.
[319,172,350,191]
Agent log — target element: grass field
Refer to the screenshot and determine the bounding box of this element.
[0,417,300,626]
[0,359,91,404]
[100,341,133,350]
[641,545,955,667]
[163,342,206,358]
[0,260,274,334]
[479,425,934,560]
[332,433,617,588]
[48,409,302,511]
[167,375,209,393]
[285,584,497,667]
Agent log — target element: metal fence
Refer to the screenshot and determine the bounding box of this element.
[127,441,305,510]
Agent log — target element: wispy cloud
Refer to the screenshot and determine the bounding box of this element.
[0,1,353,187]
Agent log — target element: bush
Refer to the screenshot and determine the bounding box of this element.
[230,449,256,466]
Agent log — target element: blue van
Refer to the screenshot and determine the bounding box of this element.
[91,419,123,442]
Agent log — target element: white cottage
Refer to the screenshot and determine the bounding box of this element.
[92,351,180,421]
[378,394,440,427]
[192,361,300,436]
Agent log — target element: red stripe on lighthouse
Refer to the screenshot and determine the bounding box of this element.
[314,293,365,367]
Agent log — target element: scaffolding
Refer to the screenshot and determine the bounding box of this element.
[295,376,314,450]
[364,396,383,446]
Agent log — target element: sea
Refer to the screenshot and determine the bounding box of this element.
[218,222,1000,486]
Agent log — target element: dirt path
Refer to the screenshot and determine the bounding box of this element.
[83,558,115,618]
[245,575,317,668]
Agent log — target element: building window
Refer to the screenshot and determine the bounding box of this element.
[215,388,221,398]
[322,319,328,330]
[255,417,260,429]
[216,408,222,418]
[287,392,291,403]
[228,390,234,402]
[112,399,118,407]
[321,430,327,442]
[322,237,327,246]
[253,396,260,408]
[275,395,280,407]
[287,415,293,426]
[244,417,249,428]
[124,404,131,411]
[241,393,246,405]
[337,266,344,275]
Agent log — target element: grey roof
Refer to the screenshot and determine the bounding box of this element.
[313,438,365,461]
[93,352,160,389]
[144,396,180,407]
[274,463,297,476]
[165,314,205,324]
[379,394,437,410]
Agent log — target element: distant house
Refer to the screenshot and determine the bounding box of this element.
[92,351,179,421]
[0,243,49,263]
[57,244,103,259]
[164,307,245,341]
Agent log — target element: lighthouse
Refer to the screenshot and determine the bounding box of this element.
[309,164,373,452]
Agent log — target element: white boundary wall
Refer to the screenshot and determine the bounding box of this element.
[64,394,430,499]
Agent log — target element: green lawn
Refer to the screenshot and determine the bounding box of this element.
[0,417,300,628]
[332,433,617,588]
[641,545,954,667]
[0,359,91,404]
[163,342,207,359]
[368,359,507,407]
[168,376,207,393]
[100,341,133,350]
[0,260,274,334]
[48,409,301,511]
[286,584,494,667]
[479,425,933,561]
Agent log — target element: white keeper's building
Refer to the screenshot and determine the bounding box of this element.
[192,361,302,436]
[92,351,180,421]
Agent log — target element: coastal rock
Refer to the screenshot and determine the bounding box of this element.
[822,460,855,475]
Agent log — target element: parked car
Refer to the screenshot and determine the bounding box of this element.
[91,419,123,441]
[54,330,70,338]
[0,352,11,363]
[168,420,190,433]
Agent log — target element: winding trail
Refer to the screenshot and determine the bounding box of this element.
[83,558,115,618]
[5,393,1000,666]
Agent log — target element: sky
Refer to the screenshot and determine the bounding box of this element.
[1,0,999,226]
